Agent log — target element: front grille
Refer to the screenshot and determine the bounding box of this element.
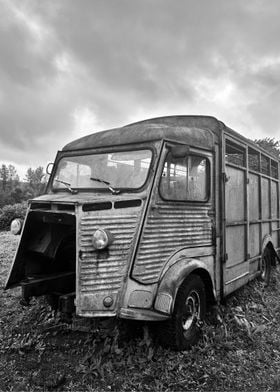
[79,213,139,294]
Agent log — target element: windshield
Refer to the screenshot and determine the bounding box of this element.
[52,149,152,192]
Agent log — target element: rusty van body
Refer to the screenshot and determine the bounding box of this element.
[5,116,280,350]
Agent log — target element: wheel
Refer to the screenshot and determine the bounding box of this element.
[260,247,272,286]
[157,274,206,350]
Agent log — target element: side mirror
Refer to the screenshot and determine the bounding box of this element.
[46,162,54,175]
[170,145,189,158]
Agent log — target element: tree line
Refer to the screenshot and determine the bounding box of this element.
[0,164,47,208]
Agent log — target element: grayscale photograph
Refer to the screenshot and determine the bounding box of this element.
[0,1,280,391]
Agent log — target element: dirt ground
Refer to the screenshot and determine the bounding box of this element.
[1,231,280,391]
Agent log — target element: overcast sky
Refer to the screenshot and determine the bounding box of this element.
[1,0,280,178]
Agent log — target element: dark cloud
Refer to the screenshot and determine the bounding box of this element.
[0,0,280,174]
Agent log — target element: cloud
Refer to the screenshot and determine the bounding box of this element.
[0,0,280,174]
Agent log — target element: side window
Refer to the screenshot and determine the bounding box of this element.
[271,160,278,179]
[225,141,246,167]
[160,152,209,201]
[261,154,270,176]
[248,147,260,172]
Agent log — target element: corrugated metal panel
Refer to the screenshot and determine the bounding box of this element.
[79,213,139,295]
[133,203,212,283]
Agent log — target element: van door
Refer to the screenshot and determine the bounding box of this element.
[132,144,215,286]
[224,138,249,295]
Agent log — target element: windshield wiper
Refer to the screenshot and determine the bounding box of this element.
[54,178,78,194]
[90,177,120,195]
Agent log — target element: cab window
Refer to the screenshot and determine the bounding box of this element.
[160,153,209,201]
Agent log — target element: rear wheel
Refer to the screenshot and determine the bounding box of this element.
[260,247,272,286]
[157,274,206,350]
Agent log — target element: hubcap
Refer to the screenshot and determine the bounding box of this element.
[182,290,200,332]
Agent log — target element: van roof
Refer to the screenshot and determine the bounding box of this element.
[62,115,221,151]
[62,115,279,162]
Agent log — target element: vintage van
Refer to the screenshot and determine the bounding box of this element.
[6,116,280,350]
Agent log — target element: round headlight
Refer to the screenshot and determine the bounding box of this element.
[92,229,112,250]
[10,218,23,235]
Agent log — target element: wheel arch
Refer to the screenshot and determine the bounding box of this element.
[262,234,279,266]
[193,267,216,305]
[154,258,216,315]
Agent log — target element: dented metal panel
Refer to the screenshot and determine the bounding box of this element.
[225,166,245,222]
[133,203,212,283]
[248,173,260,221]
[271,181,278,219]
[249,223,261,258]
[261,177,270,220]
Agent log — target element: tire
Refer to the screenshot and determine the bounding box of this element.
[157,274,206,350]
[260,247,272,286]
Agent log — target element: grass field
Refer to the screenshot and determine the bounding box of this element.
[1,231,280,391]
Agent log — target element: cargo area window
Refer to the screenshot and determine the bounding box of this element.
[271,160,278,179]
[248,147,260,172]
[247,146,278,179]
[261,154,270,176]
[225,141,246,167]
[160,153,209,201]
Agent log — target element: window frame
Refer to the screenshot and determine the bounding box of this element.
[225,140,246,168]
[50,146,155,194]
[159,150,211,203]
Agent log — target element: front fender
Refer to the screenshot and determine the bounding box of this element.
[154,258,213,315]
